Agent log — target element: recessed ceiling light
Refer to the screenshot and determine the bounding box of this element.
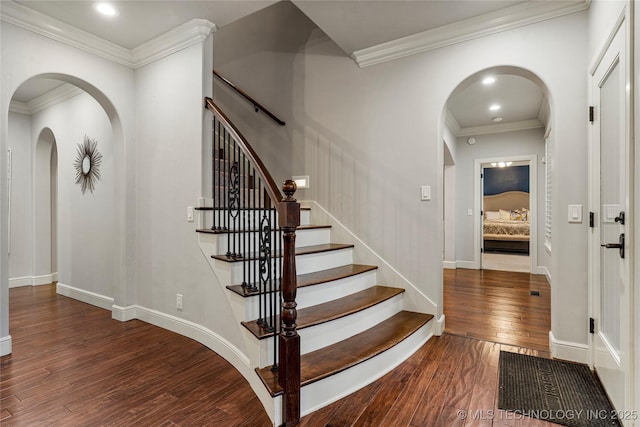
[489,104,501,111]
[94,3,119,17]
[492,116,503,122]
[498,161,506,167]
[482,76,496,85]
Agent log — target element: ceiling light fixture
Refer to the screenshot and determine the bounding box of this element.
[482,76,496,85]
[491,163,497,167]
[94,2,119,17]
[489,104,501,111]
[506,161,513,166]
[492,117,503,122]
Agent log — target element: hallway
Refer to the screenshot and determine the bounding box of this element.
[444,268,551,353]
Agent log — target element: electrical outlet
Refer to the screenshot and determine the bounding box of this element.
[176,294,183,310]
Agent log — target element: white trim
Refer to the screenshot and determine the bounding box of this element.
[351,0,590,67]
[9,100,31,115]
[442,261,457,269]
[433,314,445,336]
[9,273,57,288]
[457,119,544,137]
[0,0,133,67]
[456,260,477,270]
[131,19,216,68]
[588,8,626,76]
[549,331,590,364]
[23,84,83,115]
[474,155,538,273]
[0,2,216,69]
[445,110,462,136]
[56,282,114,311]
[111,304,138,322]
[0,335,12,356]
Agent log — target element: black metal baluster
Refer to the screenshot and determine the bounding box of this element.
[271,202,278,371]
[250,169,258,293]
[257,179,265,327]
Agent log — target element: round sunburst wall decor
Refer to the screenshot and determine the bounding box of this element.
[73,135,103,194]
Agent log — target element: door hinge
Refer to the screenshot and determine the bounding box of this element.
[481,173,484,178]
[481,210,484,216]
[481,248,484,253]
[589,106,595,123]
[589,211,594,228]
[589,317,595,334]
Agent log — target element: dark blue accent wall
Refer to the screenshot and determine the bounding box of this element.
[484,165,529,196]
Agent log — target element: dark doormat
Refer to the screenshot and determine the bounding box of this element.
[498,351,622,427]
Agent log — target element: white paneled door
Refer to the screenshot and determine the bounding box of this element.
[590,18,633,423]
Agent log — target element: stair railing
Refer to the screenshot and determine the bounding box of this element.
[204,97,301,426]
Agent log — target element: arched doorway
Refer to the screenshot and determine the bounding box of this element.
[34,128,58,284]
[441,66,553,351]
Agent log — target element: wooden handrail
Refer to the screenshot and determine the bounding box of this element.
[213,70,286,126]
[205,97,283,205]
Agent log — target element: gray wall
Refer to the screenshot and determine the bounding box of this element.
[454,128,546,268]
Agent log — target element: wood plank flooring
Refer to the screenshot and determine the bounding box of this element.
[3,268,552,427]
[0,284,271,426]
[443,268,551,352]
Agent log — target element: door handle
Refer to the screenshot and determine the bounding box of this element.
[601,233,625,259]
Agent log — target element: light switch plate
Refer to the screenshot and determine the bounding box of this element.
[187,206,194,222]
[421,185,431,201]
[568,204,582,223]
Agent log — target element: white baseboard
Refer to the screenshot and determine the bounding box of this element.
[549,331,589,363]
[433,314,445,336]
[56,283,114,311]
[442,261,456,269]
[0,335,12,356]
[456,260,478,269]
[112,304,137,322]
[9,273,58,288]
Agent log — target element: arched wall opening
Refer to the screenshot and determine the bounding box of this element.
[439,65,553,345]
[34,128,57,282]
[5,73,126,318]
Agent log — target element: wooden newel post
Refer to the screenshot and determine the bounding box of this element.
[279,179,301,426]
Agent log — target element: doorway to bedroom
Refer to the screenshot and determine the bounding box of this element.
[481,161,531,273]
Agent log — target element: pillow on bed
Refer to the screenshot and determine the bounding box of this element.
[485,211,500,220]
[499,209,511,220]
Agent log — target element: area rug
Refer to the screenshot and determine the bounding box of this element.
[498,351,622,427]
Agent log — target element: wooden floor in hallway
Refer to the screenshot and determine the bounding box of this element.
[2,277,556,426]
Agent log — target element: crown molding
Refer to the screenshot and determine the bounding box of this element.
[445,110,462,136]
[9,100,31,115]
[0,1,134,67]
[9,83,84,115]
[457,119,544,137]
[538,96,550,128]
[351,0,590,68]
[0,1,216,69]
[132,19,217,68]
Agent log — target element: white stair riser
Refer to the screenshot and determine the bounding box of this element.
[299,295,404,354]
[215,228,331,255]
[227,248,353,284]
[255,294,403,367]
[233,270,378,322]
[299,320,433,417]
[297,270,377,309]
[202,209,311,230]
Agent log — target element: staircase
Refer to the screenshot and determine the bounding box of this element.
[199,97,435,426]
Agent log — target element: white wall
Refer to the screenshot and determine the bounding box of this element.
[133,38,249,351]
[1,21,136,354]
[454,128,546,268]
[212,1,317,188]
[7,112,33,281]
[29,93,115,297]
[292,11,588,348]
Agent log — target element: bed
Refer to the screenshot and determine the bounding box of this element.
[483,191,530,254]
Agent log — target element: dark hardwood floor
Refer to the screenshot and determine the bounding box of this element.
[443,268,551,353]
[0,284,271,426]
[2,269,552,426]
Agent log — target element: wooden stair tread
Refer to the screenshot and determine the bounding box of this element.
[196,224,330,234]
[256,311,433,396]
[242,286,404,339]
[226,264,378,297]
[211,243,354,263]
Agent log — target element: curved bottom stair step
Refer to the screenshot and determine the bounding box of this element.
[256,310,434,396]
